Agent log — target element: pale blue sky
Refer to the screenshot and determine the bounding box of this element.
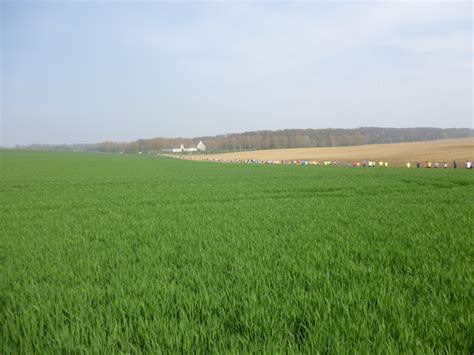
[1,1,472,146]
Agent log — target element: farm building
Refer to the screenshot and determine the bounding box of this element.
[197,141,206,151]
[163,141,206,153]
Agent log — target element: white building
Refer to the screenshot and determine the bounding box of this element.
[164,141,206,153]
[197,141,206,151]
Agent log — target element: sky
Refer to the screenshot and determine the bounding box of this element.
[1,1,472,146]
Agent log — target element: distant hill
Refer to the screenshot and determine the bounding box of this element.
[21,127,473,153]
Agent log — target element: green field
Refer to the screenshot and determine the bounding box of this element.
[1,150,473,353]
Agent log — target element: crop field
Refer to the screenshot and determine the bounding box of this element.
[197,137,474,166]
[1,150,473,353]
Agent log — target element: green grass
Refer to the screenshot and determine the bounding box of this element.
[1,150,473,353]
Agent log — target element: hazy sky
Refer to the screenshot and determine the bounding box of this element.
[1,1,472,146]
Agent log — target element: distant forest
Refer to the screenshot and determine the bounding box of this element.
[24,127,473,153]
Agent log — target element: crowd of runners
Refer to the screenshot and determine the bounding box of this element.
[179,156,473,169]
[406,160,473,169]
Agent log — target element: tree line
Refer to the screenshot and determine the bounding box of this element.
[22,127,473,153]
